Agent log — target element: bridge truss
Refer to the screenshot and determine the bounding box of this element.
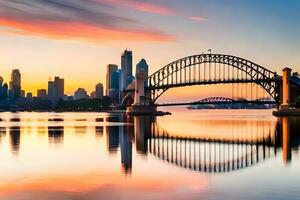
[147,54,281,104]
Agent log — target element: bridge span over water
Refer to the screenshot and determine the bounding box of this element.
[122,53,300,114]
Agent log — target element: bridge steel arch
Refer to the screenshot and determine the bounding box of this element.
[147,54,281,103]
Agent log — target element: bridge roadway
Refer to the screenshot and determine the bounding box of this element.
[147,78,277,91]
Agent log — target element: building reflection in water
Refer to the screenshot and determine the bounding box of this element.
[95,126,104,137]
[75,126,87,134]
[134,116,152,155]
[9,126,20,155]
[119,115,133,174]
[0,126,6,143]
[48,126,64,144]
[106,126,119,153]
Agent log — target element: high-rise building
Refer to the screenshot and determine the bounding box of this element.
[74,88,89,100]
[54,77,64,99]
[9,69,21,99]
[48,76,64,105]
[37,89,47,99]
[109,70,120,103]
[106,64,118,96]
[95,83,104,99]
[0,83,8,99]
[121,50,133,91]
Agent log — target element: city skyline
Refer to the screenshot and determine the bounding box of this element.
[0,0,300,101]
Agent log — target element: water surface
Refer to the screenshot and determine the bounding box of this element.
[0,109,299,200]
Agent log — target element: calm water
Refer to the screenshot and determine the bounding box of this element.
[0,109,299,200]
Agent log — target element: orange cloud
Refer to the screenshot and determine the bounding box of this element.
[0,18,174,43]
[99,0,175,15]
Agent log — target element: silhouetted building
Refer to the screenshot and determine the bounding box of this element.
[121,50,133,91]
[74,88,89,100]
[109,70,120,103]
[0,77,8,99]
[1,83,8,99]
[90,91,96,99]
[48,76,64,105]
[9,69,21,99]
[26,92,33,99]
[95,83,104,99]
[37,89,47,99]
[106,64,118,96]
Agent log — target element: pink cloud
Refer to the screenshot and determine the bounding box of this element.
[98,0,175,15]
[0,18,175,43]
[189,16,208,22]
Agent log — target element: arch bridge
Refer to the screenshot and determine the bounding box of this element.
[147,54,281,104]
[157,96,277,107]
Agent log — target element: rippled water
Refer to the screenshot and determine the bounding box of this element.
[0,109,299,200]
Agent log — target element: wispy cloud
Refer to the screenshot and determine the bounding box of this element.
[189,16,208,22]
[0,0,174,43]
[98,0,175,15]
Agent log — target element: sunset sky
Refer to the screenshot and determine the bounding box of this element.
[0,0,299,99]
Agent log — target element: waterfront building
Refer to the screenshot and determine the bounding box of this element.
[109,70,120,103]
[0,83,8,99]
[95,83,104,99]
[90,91,96,99]
[121,50,133,91]
[0,77,8,99]
[9,69,21,99]
[26,92,33,99]
[74,88,89,100]
[106,64,118,96]
[37,89,47,99]
[48,76,64,105]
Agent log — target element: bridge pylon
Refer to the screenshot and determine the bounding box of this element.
[126,59,158,115]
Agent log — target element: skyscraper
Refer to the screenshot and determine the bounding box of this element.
[95,83,104,99]
[0,83,8,99]
[106,64,118,96]
[48,76,64,105]
[9,69,21,99]
[0,77,7,99]
[54,77,64,99]
[121,50,133,91]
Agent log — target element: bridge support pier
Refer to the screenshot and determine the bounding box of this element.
[127,59,158,115]
[280,68,292,110]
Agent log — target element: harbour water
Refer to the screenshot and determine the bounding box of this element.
[0,109,299,200]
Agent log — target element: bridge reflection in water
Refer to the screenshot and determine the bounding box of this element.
[112,115,300,174]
